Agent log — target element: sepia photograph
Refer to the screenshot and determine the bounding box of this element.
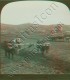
[0,1,70,74]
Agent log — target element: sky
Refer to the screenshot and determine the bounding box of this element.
[1,1,70,25]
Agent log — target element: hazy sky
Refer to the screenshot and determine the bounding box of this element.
[1,1,70,25]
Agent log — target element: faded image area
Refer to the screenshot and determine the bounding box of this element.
[1,1,70,74]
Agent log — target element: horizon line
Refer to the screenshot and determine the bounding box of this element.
[1,23,69,26]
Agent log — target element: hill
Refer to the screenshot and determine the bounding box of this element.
[1,23,70,41]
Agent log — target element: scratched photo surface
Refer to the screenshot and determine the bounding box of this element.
[1,1,70,74]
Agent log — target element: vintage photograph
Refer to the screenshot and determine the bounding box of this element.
[1,1,70,74]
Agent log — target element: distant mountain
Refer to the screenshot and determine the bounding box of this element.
[1,23,70,41]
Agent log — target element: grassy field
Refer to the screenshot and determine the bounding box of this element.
[1,24,70,74]
[1,36,70,74]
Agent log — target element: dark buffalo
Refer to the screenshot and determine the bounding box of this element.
[36,40,50,56]
[2,41,16,59]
